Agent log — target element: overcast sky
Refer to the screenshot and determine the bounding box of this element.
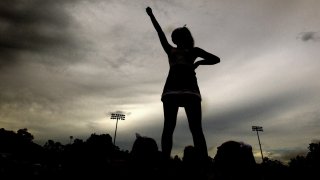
[1,0,320,163]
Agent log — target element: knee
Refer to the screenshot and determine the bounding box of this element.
[189,125,203,134]
[163,123,176,134]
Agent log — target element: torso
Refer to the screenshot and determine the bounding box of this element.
[161,47,201,103]
[168,48,197,68]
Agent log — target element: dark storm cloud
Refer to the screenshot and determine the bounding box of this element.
[298,31,320,42]
[0,0,79,67]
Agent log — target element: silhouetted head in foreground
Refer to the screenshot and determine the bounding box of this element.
[130,133,160,167]
[171,26,194,48]
[183,145,197,164]
[213,141,257,180]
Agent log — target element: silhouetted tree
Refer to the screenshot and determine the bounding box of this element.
[17,128,34,142]
[260,157,288,180]
[69,136,73,144]
[306,142,320,169]
[0,128,44,178]
[289,155,308,169]
[0,128,17,152]
[61,133,116,178]
[288,141,320,179]
[43,140,64,166]
[3,127,317,180]
[288,155,308,180]
[43,140,64,152]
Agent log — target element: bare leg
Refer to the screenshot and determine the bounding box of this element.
[162,102,179,159]
[184,100,208,161]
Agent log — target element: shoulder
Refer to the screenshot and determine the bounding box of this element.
[193,47,204,52]
[193,47,213,56]
[191,47,203,55]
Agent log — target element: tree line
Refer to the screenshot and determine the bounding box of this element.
[0,128,319,180]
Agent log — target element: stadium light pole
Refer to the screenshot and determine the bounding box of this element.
[110,113,125,146]
[252,126,264,162]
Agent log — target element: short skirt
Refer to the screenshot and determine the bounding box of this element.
[161,93,201,107]
[161,65,201,106]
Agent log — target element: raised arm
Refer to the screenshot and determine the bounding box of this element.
[193,47,220,69]
[146,7,172,53]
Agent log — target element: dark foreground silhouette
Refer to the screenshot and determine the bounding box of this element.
[1,128,319,180]
[146,6,220,163]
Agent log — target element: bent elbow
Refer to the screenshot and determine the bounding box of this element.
[216,57,220,64]
[211,57,220,64]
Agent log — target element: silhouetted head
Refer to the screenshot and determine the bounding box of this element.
[213,140,257,180]
[171,26,194,48]
[182,145,197,163]
[130,133,159,166]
